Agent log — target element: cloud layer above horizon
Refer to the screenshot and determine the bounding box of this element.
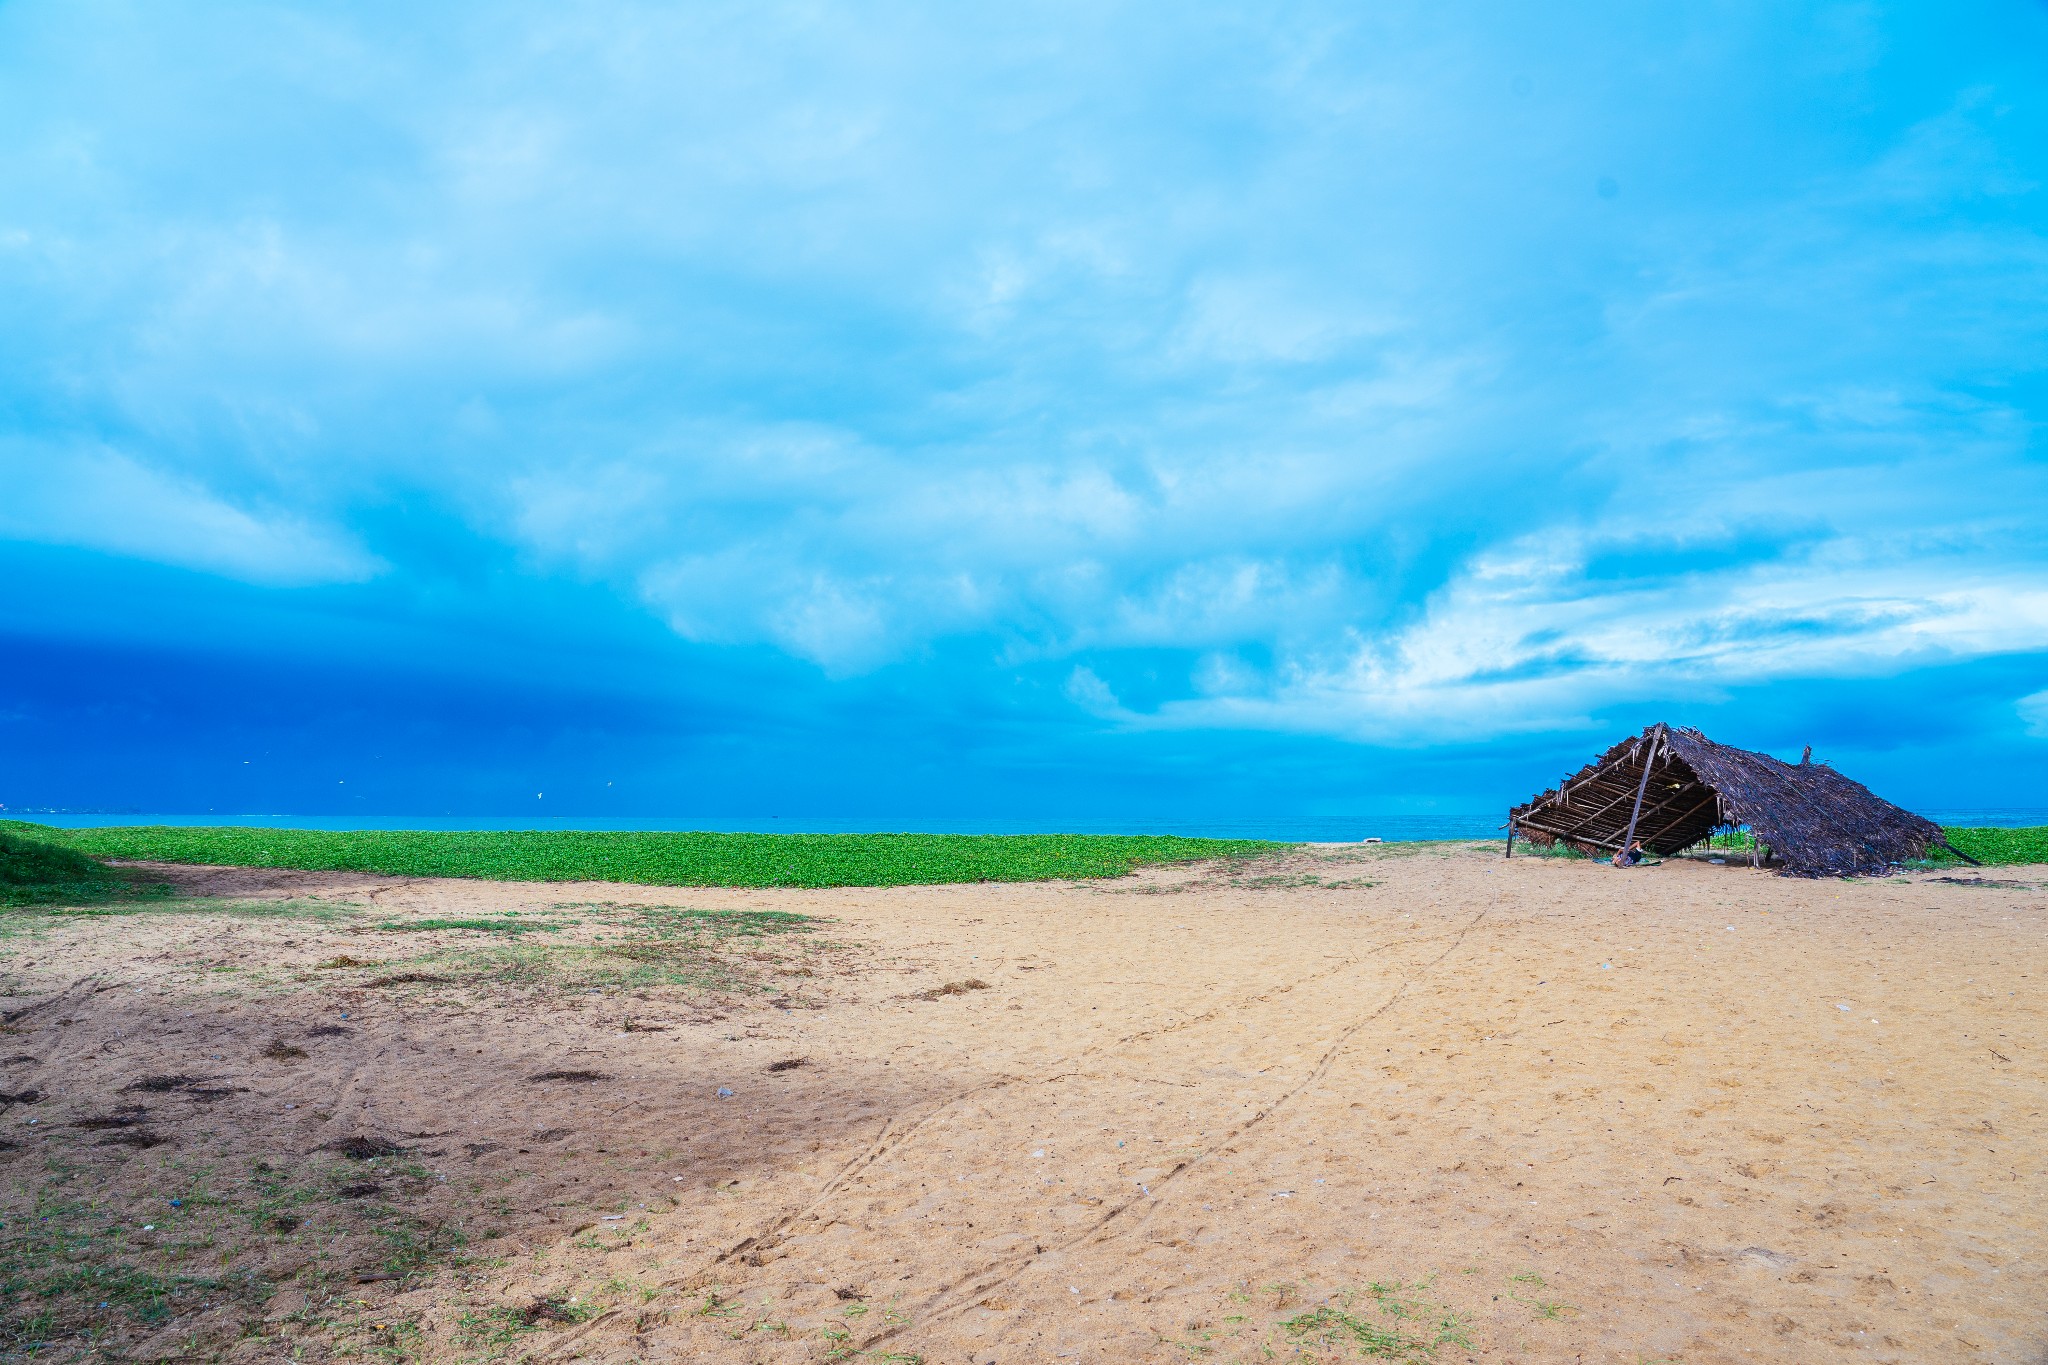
[3,1,2046,812]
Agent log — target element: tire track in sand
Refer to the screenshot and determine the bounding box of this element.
[686,923,1462,1281]
[847,904,1494,1354]
[540,913,1497,1359]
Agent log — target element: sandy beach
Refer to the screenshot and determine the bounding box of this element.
[1,842,2041,1363]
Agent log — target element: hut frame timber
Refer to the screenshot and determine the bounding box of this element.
[1505,723,1977,877]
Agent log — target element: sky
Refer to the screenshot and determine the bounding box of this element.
[3,1,2047,824]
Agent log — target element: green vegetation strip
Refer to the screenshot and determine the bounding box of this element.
[6,822,1284,889]
[0,826,173,908]
[1943,825,2048,866]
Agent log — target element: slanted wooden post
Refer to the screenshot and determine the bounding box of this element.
[1503,819,1514,859]
[1937,839,1981,867]
[1615,725,1665,865]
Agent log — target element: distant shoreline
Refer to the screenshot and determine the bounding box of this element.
[8,811,1516,841]
[9,808,2047,841]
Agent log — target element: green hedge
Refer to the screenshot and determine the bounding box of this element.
[1942,826,2048,866]
[7,822,1283,889]
[0,825,174,907]
[13,819,2039,887]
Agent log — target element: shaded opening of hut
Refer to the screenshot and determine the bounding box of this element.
[1507,724,1972,877]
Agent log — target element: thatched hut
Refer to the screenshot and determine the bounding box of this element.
[1507,724,1972,877]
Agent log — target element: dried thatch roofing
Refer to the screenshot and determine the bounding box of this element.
[1508,724,1965,877]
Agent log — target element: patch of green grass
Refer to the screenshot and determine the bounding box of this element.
[1503,1271,1573,1320]
[1345,841,1491,860]
[0,826,174,909]
[692,1289,743,1319]
[400,903,827,996]
[367,1214,467,1279]
[1230,872,1379,889]
[372,917,562,935]
[1277,1281,1471,1361]
[455,1297,596,1353]
[631,905,815,937]
[1942,826,2048,866]
[342,1311,426,1361]
[0,896,357,942]
[0,1152,478,1360]
[1513,839,1590,860]
[435,942,737,994]
[0,1190,257,1351]
[12,822,1284,889]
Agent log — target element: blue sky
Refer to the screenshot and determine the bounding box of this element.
[3,2,2047,821]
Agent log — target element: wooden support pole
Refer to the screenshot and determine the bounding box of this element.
[1615,725,1664,866]
[1504,819,1514,859]
[1937,840,1981,867]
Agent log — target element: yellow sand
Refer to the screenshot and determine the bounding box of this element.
[3,843,2040,1363]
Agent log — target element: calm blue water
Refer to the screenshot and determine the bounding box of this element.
[1921,809,2048,828]
[12,809,2044,841]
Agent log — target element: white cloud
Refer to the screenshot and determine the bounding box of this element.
[638,547,926,675]
[1063,665,1123,716]
[0,441,381,586]
[1173,274,1390,365]
[1154,535,2048,741]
